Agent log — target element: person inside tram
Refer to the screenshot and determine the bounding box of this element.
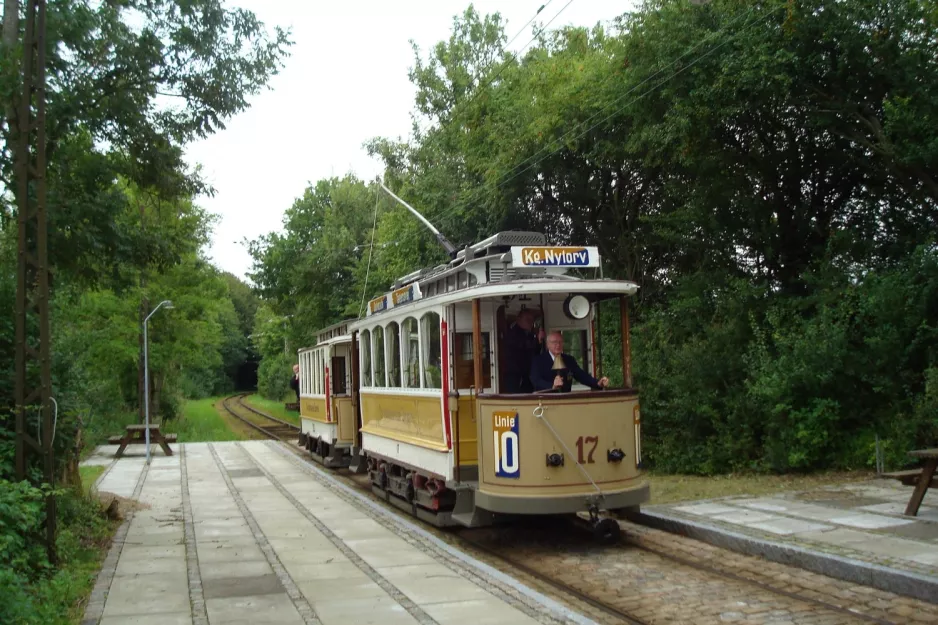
[531,331,609,392]
[503,308,545,393]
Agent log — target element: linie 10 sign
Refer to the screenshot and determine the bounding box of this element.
[510,246,600,268]
[492,411,520,478]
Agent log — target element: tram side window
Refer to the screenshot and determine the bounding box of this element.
[360,330,372,387]
[402,317,421,388]
[454,332,491,390]
[387,322,401,387]
[374,326,386,387]
[421,312,442,389]
[562,330,590,376]
[314,351,320,395]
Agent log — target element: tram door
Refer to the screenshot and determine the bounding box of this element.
[332,345,355,446]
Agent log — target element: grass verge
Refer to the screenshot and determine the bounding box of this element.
[243,393,300,426]
[170,397,242,442]
[79,465,106,494]
[647,471,875,505]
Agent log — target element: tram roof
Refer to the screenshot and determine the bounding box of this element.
[350,277,638,330]
[353,231,638,327]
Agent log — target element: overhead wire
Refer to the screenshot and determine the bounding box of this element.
[438,0,573,135]
[357,187,381,318]
[425,2,785,227]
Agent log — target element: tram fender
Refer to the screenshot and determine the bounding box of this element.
[450,489,495,528]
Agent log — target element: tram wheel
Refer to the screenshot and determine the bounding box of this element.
[593,517,621,544]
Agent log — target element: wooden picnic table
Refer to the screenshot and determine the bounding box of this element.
[902,448,938,516]
[108,424,176,459]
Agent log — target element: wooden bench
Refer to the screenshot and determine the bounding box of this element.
[882,449,938,516]
[284,402,300,411]
[107,424,176,458]
[882,469,938,488]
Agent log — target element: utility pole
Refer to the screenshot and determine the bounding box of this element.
[13,0,55,561]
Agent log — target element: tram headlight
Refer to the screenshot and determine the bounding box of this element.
[563,294,591,320]
[546,453,564,467]
[607,448,625,463]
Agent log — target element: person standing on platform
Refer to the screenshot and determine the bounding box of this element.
[290,364,300,402]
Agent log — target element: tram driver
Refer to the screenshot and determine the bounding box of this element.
[531,331,609,392]
[503,308,545,393]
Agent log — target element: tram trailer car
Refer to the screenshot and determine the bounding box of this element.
[298,231,648,537]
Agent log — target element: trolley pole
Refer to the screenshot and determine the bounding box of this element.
[13,0,54,562]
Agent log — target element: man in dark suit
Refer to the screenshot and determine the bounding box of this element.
[531,332,609,392]
[290,364,300,401]
[503,309,545,393]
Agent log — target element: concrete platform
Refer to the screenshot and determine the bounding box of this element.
[639,479,938,603]
[80,441,600,625]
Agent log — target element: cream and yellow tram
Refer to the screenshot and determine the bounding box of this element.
[296,320,361,468]
[348,231,648,535]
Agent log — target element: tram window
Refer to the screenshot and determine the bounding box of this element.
[421,312,442,389]
[360,330,372,387]
[562,330,590,376]
[332,357,347,395]
[402,317,421,388]
[314,351,320,395]
[468,273,477,286]
[426,283,436,296]
[446,276,456,292]
[454,332,491,390]
[374,326,387,387]
[387,322,401,387]
[457,271,468,289]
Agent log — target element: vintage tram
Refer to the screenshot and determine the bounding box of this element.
[297,230,648,536]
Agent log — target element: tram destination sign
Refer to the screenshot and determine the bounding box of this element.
[511,245,600,268]
[367,295,388,315]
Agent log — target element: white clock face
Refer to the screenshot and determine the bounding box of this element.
[564,295,590,320]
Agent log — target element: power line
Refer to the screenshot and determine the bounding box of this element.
[357,188,381,318]
[429,2,784,227]
[440,0,574,131]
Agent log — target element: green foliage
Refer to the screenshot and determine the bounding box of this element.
[0,482,116,625]
[257,350,294,402]
[248,1,938,475]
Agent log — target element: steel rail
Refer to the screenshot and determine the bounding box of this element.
[220,394,300,443]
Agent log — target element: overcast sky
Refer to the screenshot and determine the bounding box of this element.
[184,1,634,281]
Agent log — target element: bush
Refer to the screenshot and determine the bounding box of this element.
[257,351,293,401]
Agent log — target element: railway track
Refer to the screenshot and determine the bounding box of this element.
[222,398,929,625]
[220,394,301,442]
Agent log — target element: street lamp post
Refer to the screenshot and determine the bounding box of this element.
[143,300,173,464]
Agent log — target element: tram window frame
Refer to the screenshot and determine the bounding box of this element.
[373,325,387,387]
[306,352,312,395]
[387,322,401,387]
[360,330,372,387]
[561,329,590,378]
[314,350,320,395]
[402,317,421,389]
[420,311,442,389]
[454,332,491,390]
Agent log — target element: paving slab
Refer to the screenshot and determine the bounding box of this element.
[643,477,938,603]
[82,441,608,625]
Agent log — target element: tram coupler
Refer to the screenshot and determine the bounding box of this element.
[575,501,621,544]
